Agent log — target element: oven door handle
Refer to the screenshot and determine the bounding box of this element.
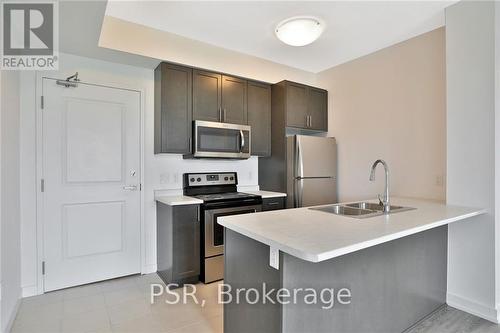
[239,130,244,152]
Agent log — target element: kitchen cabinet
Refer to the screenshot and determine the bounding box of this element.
[157,203,200,285]
[259,81,328,193]
[222,75,247,125]
[275,80,328,131]
[247,81,271,156]
[285,81,309,128]
[193,71,248,125]
[262,197,285,211]
[155,62,270,156]
[193,69,222,123]
[308,87,328,131]
[154,63,193,154]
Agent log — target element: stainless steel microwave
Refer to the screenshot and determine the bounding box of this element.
[189,120,251,159]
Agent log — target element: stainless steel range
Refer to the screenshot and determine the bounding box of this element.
[183,172,262,283]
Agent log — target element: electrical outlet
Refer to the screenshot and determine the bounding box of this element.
[435,175,444,187]
[269,247,279,270]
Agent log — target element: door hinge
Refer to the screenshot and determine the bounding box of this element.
[40,179,45,192]
[42,261,46,275]
[40,95,44,109]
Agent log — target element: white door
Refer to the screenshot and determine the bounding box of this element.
[41,78,141,292]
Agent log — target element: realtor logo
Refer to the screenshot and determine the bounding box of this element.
[1,1,58,70]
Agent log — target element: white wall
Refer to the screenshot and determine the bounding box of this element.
[19,49,312,296]
[446,1,498,322]
[316,28,446,202]
[1,70,22,332]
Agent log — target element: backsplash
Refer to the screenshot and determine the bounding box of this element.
[148,154,259,191]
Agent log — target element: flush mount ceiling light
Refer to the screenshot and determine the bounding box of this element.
[275,16,324,47]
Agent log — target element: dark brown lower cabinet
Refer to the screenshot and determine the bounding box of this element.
[157,203,200,286]
[262,197,285,211]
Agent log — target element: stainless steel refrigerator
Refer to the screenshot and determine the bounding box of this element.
[286,135,337,208]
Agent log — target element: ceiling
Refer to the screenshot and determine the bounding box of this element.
[105,1,455,73]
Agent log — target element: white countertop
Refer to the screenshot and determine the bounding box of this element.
[218,197,486,263]
[243,190,287,199]
[156,195,202,206]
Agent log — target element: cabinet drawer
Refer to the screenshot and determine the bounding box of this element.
[262,197,286,211]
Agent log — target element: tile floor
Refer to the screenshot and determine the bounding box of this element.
[405,305,500,333]
[11,273,500,333]
[11,274,222,333]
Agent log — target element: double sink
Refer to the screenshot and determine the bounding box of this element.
[310,201,415,219]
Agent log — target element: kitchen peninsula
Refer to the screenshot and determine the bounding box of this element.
[218,197,485,332]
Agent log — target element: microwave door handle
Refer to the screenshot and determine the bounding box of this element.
[239,130,244,152]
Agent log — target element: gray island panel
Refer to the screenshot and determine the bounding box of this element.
[224,226,447,333]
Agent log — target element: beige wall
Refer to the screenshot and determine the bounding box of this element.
[317,28,446,202]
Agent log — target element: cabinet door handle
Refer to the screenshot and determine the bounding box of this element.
[305,115,309,127]
[197,206,200,222]
[223,109,226,122]
[309,115,312,128]
[219,107,222,122]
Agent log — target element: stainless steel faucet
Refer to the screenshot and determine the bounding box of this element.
[369,160,390,213]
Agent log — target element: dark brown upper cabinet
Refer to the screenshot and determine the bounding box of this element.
[192,70,222,123]
[154,63,193,154]
[285,82,309,128]
[222,75,247,125]
[279,81,328,131]
[193,71,248,125]
[155,62,310,157]
[308,87,328,131]
[247,81,271,157]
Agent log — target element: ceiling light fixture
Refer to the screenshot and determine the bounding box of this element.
[275,16,324,47]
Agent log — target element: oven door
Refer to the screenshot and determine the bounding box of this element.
[204,204,261,257]
[193,120,250,159]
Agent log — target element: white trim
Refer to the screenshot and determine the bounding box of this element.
[138,85,147,275]
[34,72,146,295]
[447,292,499,323]
[141,264,157,275]
[21,285,37,298]
[35,72,44,295]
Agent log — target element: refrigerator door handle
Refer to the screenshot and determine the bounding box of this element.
[296,178,304,208]
[294,136,304,208]
[296,137,304,178]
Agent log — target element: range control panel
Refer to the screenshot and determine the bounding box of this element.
[185,172,237,187]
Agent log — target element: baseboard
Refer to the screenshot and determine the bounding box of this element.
[3,295,21,333]
[142,264,157,275]
[447,292,499,323]
[21,285,38,298]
